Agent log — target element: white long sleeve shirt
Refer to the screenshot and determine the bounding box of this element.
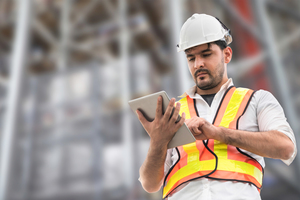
[164,79,297,200]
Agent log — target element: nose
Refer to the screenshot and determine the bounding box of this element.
[194,56,204,69]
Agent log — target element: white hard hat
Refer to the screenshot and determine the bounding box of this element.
[177,13,232,52]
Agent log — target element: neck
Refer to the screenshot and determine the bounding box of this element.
[196,77,229,95]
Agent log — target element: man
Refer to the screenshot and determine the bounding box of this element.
[136,14,297,200]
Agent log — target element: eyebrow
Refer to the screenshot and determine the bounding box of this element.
[186,49,212,57]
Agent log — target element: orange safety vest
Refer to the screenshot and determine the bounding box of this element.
[163,86,264,199]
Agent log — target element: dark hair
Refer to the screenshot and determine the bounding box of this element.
[184,40,228,53]
[213,40,227,50]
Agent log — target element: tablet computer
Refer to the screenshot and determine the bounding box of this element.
[128,91,195,149]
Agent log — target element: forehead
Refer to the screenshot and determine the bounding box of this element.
[185,43,219,55]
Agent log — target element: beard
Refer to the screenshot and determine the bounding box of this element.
[194,58,225,91]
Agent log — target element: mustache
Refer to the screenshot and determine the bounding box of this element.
[194,69,210,78]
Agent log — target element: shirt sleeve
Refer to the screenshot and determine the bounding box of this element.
[255,90,297,165]
[164,148,173,175]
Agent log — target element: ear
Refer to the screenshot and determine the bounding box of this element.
[223,46,232,64]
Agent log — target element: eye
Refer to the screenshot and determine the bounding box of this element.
[188,57,195,61]
[202,53,211,57]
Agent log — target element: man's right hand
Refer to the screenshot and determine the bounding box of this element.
[136,96,186,147]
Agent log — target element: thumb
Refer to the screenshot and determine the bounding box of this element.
[192,126,202,135]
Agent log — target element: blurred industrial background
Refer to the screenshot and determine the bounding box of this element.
[0,0,300,199]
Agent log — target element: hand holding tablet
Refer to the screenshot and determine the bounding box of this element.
[129,91,195,149]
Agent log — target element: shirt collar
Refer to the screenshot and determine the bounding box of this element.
[179,78,234,98]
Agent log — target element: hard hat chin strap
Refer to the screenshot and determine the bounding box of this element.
[215,17,230,32]
[215,17,232,45]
